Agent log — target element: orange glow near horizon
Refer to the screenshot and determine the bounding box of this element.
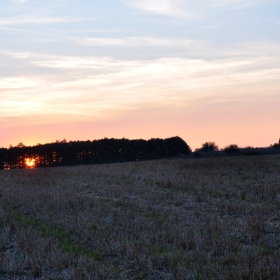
[25,158,36,168]
[1,95,280,150]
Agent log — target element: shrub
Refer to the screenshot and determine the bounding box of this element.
[224,144,240,154]
[200,142,219,152]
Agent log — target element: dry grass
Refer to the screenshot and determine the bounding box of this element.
[0,155,280,279]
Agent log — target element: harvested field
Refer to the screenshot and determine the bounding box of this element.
[0,155,280,279]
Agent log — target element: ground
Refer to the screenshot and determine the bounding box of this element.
[0,155,280,279]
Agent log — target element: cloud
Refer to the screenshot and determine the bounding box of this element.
[0,16,83,25]
[1,38,280,128]
[1,50,280,119]
[0,50,35,59]
[123,0,197,18]
[73,36,198,47]
[208,0,263,8]
[123,0,267,17]
[0,77,44,89]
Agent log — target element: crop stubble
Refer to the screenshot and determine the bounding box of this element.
[0,155,280,279]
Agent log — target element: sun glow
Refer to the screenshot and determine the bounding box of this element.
[25,158,36,168]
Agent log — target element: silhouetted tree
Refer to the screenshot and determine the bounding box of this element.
[165,136,191,156]
[224,144,240,154]
[200,142,219,152]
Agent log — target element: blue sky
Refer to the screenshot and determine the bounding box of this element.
[1,0,280,148]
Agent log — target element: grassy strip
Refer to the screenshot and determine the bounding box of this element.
[1,202,102,261]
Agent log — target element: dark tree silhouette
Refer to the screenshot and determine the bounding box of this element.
[224,144,240,154]
[0,136,191,170]
[165,136,191,156]
[200,142,219,152]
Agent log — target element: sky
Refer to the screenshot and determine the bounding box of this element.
[1,0,280,150]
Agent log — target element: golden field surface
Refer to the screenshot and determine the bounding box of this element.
[0,155,280,279]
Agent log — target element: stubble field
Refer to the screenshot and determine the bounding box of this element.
[0,155,280,279]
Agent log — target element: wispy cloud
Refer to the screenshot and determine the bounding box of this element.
[123,0,267,17]
[0,77,44,89]
[123,0,197,18]
[73,36,198,47]
[0,52,27,59]
[1,47,280,122]
[0,16,84,25]
[207,0,264,8]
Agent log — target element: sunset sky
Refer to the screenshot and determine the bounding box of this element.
[1,0,280,150]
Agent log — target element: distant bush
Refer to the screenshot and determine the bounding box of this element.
[200,142,219,152]
[224,144,240,155]
[190,142,280,158]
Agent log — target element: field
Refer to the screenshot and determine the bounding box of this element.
[0,155,280,279]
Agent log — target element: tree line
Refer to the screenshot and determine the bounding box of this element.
[1,137,279,170]
[0,137,191,170]
[193,140,280,157]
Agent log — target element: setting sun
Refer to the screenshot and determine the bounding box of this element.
[25,158,36,168]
